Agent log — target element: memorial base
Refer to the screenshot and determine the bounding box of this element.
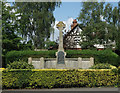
[56,64,66,69]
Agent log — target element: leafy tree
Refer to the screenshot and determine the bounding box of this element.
[112,7,118,26]
[78,2,104,26]
[103,3,113,24]
[15,2,61,49]
[2,1,34,56]
[2,2,22,55]
[116,2,120,51]
[78,1,118,49]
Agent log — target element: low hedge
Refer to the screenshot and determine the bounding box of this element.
[2,69,119,89]
[118,66,120,87]
[5,50,57,66]
[5,49,119,66]
[66,50,119,66]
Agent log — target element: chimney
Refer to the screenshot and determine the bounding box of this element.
[71,24,74,30]
[71,19,78,30]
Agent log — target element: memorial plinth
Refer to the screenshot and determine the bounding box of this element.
[56,21,66,68]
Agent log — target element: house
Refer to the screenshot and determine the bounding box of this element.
[63,19,115,50]
[49,19,115,50]
[63,19,83,50]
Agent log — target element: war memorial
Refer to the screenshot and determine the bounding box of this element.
[28,21,94,69]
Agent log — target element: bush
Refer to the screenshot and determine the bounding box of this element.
[2,69,118,89]
[5,49,119,67]
[118,66,120,87]
[118,66,120,74]
[7,60,34,69]
[90,63,114,69]
[66,49,119,66]
[5,50,57,66]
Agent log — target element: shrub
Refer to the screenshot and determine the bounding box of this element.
[5,49,119,67]
[2,69,118,89]
[111,68,118,74]
[90,63,113,69]
[5,50,56,66]
[118,66,120,74]
[66,50,119,66]
[118,66,120,87]
[7,60,34,69]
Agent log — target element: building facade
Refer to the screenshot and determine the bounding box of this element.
[63,19,82,50]
[63,19,115,50]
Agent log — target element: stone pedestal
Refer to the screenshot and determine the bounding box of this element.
[78,57,82,68]
[28,57,32,64]
[40,57,44,69]
[56,64,66,69]
[28,57,44,69]
[90,57,94,67]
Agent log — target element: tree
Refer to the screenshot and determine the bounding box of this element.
[79,22,109,49]
[45,39,57,49]
[78,1,118,49]
[78,1,104,26]
[2,2,22,55]
[2,1,34,55]
[116,2,120,51]
[15,2,61,49]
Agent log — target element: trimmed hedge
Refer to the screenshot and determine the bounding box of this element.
[5,50,119,66]
[66,50,119,66]
[2,69,118,89]
[118,66,120,87]
[5,50,57,66]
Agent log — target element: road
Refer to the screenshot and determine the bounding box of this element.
[1,87,120,93]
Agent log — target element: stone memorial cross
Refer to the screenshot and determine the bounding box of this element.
[56,21,66,51]
[56,21,66,65]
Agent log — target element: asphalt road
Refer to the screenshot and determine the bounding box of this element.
[1,87,120,93]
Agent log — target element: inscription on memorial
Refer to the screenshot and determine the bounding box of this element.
[57,51,65,64]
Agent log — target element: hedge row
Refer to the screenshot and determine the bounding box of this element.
[67,50,119,66]
[2,69,119,89]
[5,49,119,66]
[5,50,56,66]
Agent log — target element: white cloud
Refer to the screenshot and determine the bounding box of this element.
[50,18,74,41]
[63,17,73,32]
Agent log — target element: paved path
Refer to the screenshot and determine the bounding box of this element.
[1,88,120,93]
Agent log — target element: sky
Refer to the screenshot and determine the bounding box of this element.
[6,0,119,41]
[54,2,82,21]
[50,2,82,41]
[50,2,119,41]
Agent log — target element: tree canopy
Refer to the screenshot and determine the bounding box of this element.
[2,1,61,55]
[77,1,119,49]
[2,2,23,55]
[15,2,61,49]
